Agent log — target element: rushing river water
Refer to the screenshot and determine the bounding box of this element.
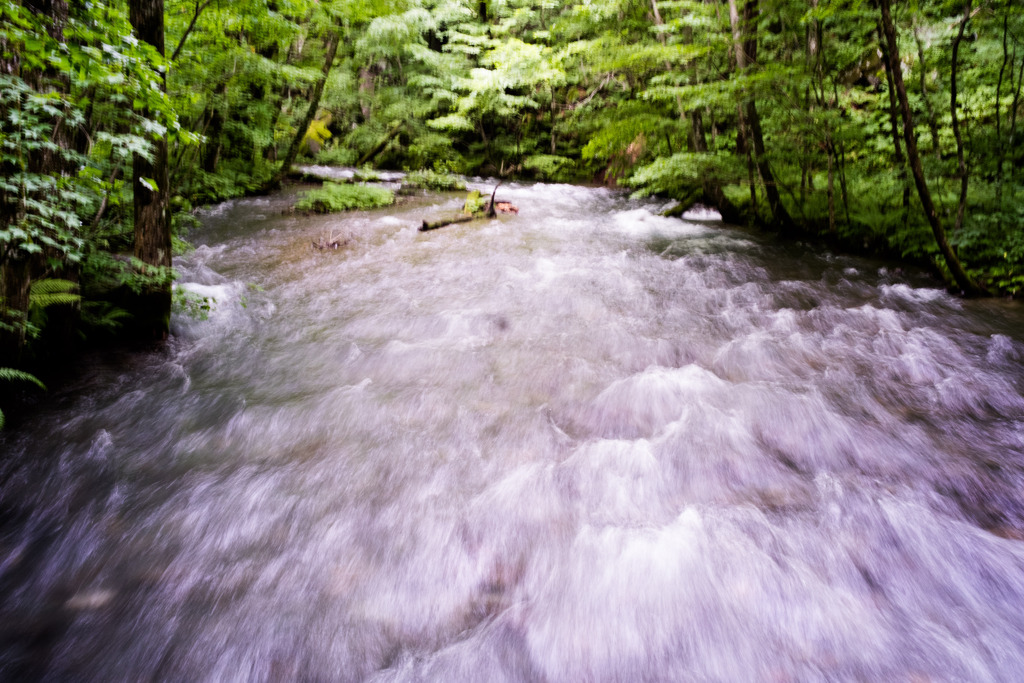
[4,177,1024,681]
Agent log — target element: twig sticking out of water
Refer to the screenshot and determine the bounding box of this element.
[486,182,501,218]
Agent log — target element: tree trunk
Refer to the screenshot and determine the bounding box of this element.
[358,66,374,122]
[129,0,173,338]
[685,40,739,222]
[727,0,745,70]
[198,77,231,173]
[826,140,836,233]
[735,0,793,231]
[727,0,757,220]
[1011,57,1024,185]
[420,214,474,232]
[170,0,213,62]
[271,32,339,188]
[878,0,985,296]
[1,0,74,360]
[879,24,910,227]
[356,121,404,167]
[745,98,793,231]
[201,110,224,173]
[1,260,32,361]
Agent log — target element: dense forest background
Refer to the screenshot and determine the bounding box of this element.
[2,0,1024,401]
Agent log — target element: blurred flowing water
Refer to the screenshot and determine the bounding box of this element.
[3,179,1024,681]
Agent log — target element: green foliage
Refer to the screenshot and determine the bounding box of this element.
[316,143,358,166]
[25,279,81,336]
[0,75,86,261]
[522,154,576,181]
[0,0,180,358]
[156,0,1019,298]
[0,367,45,430]
[628,153,746,198]
[295,182,395,213]
[29,279,81,311]
[0,366,44,388]
[463,190,487,215]
[353,168,382,182]
[403,170,467,191]
[80,300,132,335]
[302,115,334,151]
[172,287,214,321]
[404,130,468,171]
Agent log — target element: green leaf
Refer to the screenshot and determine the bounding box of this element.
[0,368,46,390]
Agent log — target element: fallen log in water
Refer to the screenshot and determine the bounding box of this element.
[420,213,474,231]
[421,184,519,231]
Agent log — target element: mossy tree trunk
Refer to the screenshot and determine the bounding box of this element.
[129,0,173,338]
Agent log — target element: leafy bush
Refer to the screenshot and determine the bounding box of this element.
[353,168,382,182]
[315,144,357,167]
[186,159,275,205]
[403,170,467,191]
[627,152,745,198]
[522,154,577,182]
[295,183,395,213]
[405,133,467,173]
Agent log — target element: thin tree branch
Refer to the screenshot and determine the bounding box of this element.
[89,167,122,232]
[567,73,613,111]
[950,0,971,234]
[170,0,214,63]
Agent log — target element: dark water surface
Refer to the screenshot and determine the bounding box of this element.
[4,179,1024,681]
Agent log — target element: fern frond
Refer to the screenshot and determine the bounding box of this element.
[29,278,79,295]
[31,293,81,309]
[29,279,80,310]
[0,368,46,390]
